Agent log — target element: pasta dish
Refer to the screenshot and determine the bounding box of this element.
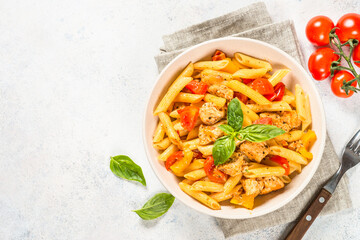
[152,50,317,210]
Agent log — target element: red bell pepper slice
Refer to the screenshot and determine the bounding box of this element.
[234,92,249,104]
[253,117,273,125]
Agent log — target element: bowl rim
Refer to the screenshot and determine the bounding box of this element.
[142,37,326,219]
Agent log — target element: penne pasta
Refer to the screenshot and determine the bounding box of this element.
[153,122,165,143]
[153,137,171,150]
[231,57,248,69]
[224,80,271,105]
[224,174,242,194]
[179,182,221,210]
[270,146,308,165]
[184,169,207,181]
[232,68,267,79]
[191,181,224,192]
[268,69,290,86]
[186,126,200,140]
[275,130,304,142]
[197,145,213,156]
[234,52,272,71]
[242,115,252,127]
[158,144,178,161]
[210,185,242,202]
[302,94,312,131]
[184,159,205,173]
[182,138,200,150]
[203,94,226,108]
[289,160,302,173]
[169,109,180,118]
[279,175,292,184]
[246,101,292,113]
[174,92,204,103]
[238,101,259,121]
[154,64,194,114]
[244,166,286,178]
[194,59,235,72]
[295,84,306,122]
[170,149,193,176]
[158,112,181,145]
[200,69,232,84]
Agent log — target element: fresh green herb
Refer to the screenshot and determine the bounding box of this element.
[213,135,236,165]
[329,28,360,94]
[110,155,146,186]
[133,193,175,220]
[227,98,243,131]
[212,98,285,165]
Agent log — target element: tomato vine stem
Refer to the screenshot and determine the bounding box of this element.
[329,28,360,94]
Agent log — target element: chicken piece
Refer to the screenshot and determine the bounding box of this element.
[259,111,301,132]
[288,140,304,152]
[217,152,244,176]
[198,123,224,145]
[199,102,225,125]
[208,84,234,101]
[259,176,285,195]
[241,178,264,196]
[240,141,270,163]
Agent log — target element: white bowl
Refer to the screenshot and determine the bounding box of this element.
[143,37,326,219]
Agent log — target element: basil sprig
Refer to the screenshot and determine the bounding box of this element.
[110,155,146,186]
[133,193,175,220]
[212,98,285,165]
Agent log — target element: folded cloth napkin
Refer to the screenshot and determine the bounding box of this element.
[154,2,352,238]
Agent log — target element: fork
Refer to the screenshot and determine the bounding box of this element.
[286,129,360,240]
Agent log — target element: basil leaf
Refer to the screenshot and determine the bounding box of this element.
[133,193,175,220]
[218,124,234,135]
[213,135,236,165]
[227,98,243,131]
[239,124,285,142]
[110,155,146,186]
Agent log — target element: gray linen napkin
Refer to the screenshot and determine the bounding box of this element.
[154,2,352,237]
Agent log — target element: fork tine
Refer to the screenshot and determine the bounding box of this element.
[353,140,360,153]
[347,129,360,149]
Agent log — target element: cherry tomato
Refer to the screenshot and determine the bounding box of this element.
[204,156,228,184]
[353,44,360,68]
[248,78,274,95]
[306,16,334,46]
[253,117,273,125]
[165,151,183,171]
[212,50,226,61]
[308,47,339,80]
[234,92,248,104]
[241,78,254,84]
[331,70,357,98]
[265,82,285,101]
[178,106,199,131]
[268,155,290,175]
[336,13,360,42]
[185,80,208,94]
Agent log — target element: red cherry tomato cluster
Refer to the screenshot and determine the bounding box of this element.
[306,14,360,98]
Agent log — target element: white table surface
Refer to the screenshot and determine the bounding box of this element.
[1,0,359,239]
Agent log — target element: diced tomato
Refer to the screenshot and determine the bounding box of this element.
[178,106,199,131]
[248,78,274,95]
[192,149,204,159]
[204,156,228,184]
[253,117,273,125]
[185,80,209,95]
[268,155,290,175]
[265,82,285,101]
[234,92,248,104]
[242,78,254,84]
[212,50,226,61]
[165,151,183,171]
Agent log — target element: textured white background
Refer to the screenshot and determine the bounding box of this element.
[0,0,359,239]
